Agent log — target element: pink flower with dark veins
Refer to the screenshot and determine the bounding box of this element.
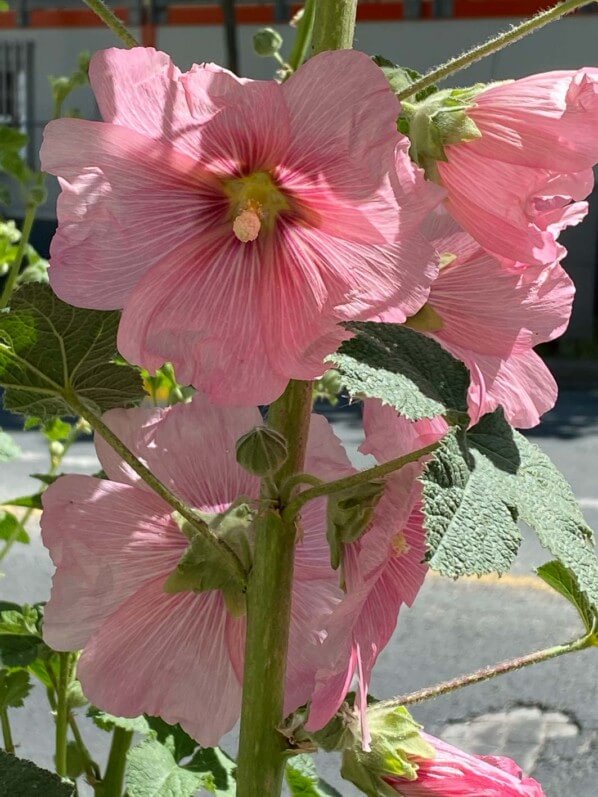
[386,733,546,796]
[41,394,357,745]
[41,47,441,406]
[437,69,598,266]
[379,209,574,428]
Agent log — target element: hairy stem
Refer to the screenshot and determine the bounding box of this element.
[312,0,357,54]
[63,389,246,588]
[70,714,101,785]
[55,652,70,777]
[381,633,594,710]
[397,0,594,101]
[81,0,138,48]
[236,381,313,797]
[0,201,38,310]
[98,727,133,797]
[0,709,14,754]
[283,441,439,522]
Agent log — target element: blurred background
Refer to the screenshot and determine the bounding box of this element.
[0,3,597,795]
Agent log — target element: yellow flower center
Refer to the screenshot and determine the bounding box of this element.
[222,171,290,243]
[391,532,411,557]
[403,302,444,333]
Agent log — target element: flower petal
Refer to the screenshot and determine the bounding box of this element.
[41,476,183,651]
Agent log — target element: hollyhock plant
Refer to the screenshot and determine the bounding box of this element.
[429,69,598,266]
[306,402,448,736]
[40,46,442,406]
[385,733,546,796]
[41,393,359,744]
[379,209,574,427]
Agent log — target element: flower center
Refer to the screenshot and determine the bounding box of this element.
[222,171,290,243]
[391,532,411,557]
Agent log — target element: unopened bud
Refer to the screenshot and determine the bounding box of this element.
[28,184,47,206]
[236,425,288,477]
[49,441,64,458]
[253,27,283,57]
[327,480,386,569]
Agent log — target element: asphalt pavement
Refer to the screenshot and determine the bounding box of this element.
[1,389,597,796]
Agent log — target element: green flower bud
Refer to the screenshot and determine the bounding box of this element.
[236,425,288,477]
[341,705,436,797]
[28,184,48,206]
[253,27,284,57]
[49,440,64,458]
[399,86,488,181]
[327,480,386,570]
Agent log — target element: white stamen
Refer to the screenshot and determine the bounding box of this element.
[233,208,261,243]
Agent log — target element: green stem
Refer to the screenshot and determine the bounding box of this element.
[70,714,101,785]
[236,381,313,797]
[312,0,357,54]
[283,441,439,522]
[397,0,595,101]
[288,0,317,71]
[98,727,133,797]
[55,652,70,777]
[0,709,14,754]
[381,633,594,711]
[63,389,246,588]
[0,201,38,310]
[81,0,138,48]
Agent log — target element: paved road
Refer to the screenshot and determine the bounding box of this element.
[1,390,597,795]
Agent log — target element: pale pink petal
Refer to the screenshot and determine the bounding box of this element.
[94,406,165,489]
[41,476,183,651]
[78,579,242,746]
[147,393,261,511]
[41,118,223,309]
[469,69,598,172]
[360,400,448,463]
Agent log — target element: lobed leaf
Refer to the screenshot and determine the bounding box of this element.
[0,283,144,419]
[0,669,32,711]
[0,750,75,796]
[333,322,469,421]
[286,755,342,797]
[537,560,597,634]
[126,739,215,797]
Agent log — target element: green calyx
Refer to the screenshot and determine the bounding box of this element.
[236,425,289,478]
[326,480,386,570]
[164,504,254,616]
[340,705,435,797]
[399,86,485,181]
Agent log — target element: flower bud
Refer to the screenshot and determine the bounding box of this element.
[49,440,64,458]
[341,704,435,797]
[236,425,288,477]
[28,184,48,206]
[253,27,283,57]
[327,480,386,569]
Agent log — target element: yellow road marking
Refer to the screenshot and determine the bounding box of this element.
[428,571,556,594]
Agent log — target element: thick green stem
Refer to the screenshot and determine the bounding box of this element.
[1,709,14,754]
[381,633,594,711]
[236,381,313,797]
[81,0,138,48]
[98,727,133,797]
[64,389,246,588]
[283,441,439,522]
[312,0,357,54]
[398,0,595,101]
[0,201,38,310]
[55,652,70,777]
[288,0,317,71]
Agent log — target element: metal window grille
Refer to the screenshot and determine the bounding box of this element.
[0,40,34,164]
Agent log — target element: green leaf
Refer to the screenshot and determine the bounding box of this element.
[0,510,29,544]
[513,433,598,606]
[187,747,236,795]
[0,283,145,419]
[0,635,42,668]
[41,417,72,442]
[64,740,86,780]
[88,706,151,735]
[0,603,41,636]
[126,738,213,797]
[0,669,32,710]
[286,755,342,796]
[145,716,198,763]
[372,55,437,102]
[2,492,43,510]
[0,428,20,462]
[0,750,75,796]
[537,561,597,634]
[421,412,522,577]
[333,322,469,422]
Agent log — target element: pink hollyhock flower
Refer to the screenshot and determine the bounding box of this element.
[385,733,546,795]
[306,401,447,737]
[41,393,356,745]
[379,209,574,428]
[40,47,441,406]
[437,69,598,266]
